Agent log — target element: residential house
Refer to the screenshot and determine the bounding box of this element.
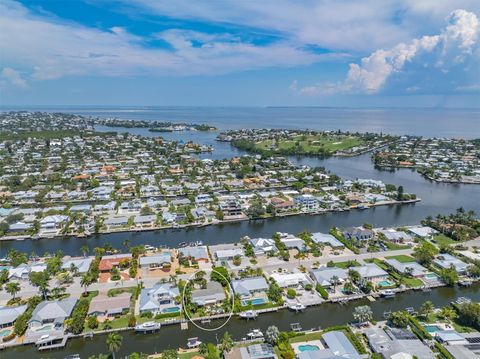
[270,197,295,212]
[310,267,349,288]
[239,344,277,359]
[178,246,210,263]
[311,232,344,249]
[407,226,438,239]
[28,298,77,330]
[377,229,413,243]
[294,195,319,211]
[88,293,131,317]
[191,281,226,306]
[139,284,181,315]
[215,248,244,262]
[278,233,307,251]
[61,257,93,274]
[352,263,389,283]
[385,259,428,278]
[98,254,132,272]
[0,304,27,328]
[269,272,311,288]
[231,277,269,298]
[9,262,47,280]
[343,227,374,242]
[249,238,278,256]
[139,252,172,270]
[433,254,469,274]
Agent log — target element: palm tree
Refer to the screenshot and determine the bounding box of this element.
[5,281,20,299]
[220,331,234,353]
[106,332,123,359]
[80,273,91,294]
[265,325,280,345]
[439,307,457,323]
[330,275,340,292]
[353,305,373,324]
[420,301,434,318]
[81,245,89,258]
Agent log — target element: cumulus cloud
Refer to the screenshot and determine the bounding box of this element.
[293,9,480,95]
[1,67,27,88]
[0,0,339,81]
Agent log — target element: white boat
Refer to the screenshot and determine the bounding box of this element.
[239,310,258,319]
[459,279,473,286]
[380,289,395,298]
[144,245,156,251]
[187,337,202,348]
[288,303,306,312]
[247,329,264,339]
[134,321,161,333]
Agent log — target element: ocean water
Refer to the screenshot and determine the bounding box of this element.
[3,106,480,138]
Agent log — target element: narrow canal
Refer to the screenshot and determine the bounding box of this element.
[3,283,479,358]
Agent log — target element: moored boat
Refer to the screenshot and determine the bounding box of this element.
[134,321,161,333]
[380,289,395,298]
[288,303,306,312]
[247,329,264,339]
[187,337,202,348]
[239,310,258,319]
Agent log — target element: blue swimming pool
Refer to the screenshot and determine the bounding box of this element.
[424,325,441,333]
[378,280,394,287]
[298,345,320,352]
[242,298,267,306]
[163,306,180,313]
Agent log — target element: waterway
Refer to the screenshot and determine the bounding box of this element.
[3,283,479,358]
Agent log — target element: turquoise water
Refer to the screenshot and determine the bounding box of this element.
[425,273,439,279]
[0,266,11,271]
[35,325,53,332]
[424,325,441,333]
[0,329,11,337]
[242,298,267,306]
[378,280,394,287]
[298,345,320,352]
[163,306,180,313]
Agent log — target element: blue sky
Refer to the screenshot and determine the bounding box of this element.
[0,0,479,107]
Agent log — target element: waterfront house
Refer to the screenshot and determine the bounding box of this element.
[377,229,413,243]
[269,272,311,288]
[311,232,344,249]
[309,267,349,288]
[70,204,92,214]
[385,259,428,278]
[435,330,469,346]
[278,233,307,251]
[98,254,132,272]
[0,304,27,328]
[28,298,77,330]
[88,292,131,317]
[407,226,438,239]
[214,248,244,262]
[133,214,156,227]
[178,246,210,263]
[231,276,269,298]
[294,194,319,211]
[61,257,93,274]
[139,284,181,315]
[343,227,374,242]
[352,263,389,282]
[7,222,32,234]
[191,281,226,306]
[249,238,278,256]
[321,331,361,359]
[219,201,243,217]
[9,262,47,280]
[270,197,295,212]
[238,344,277,359]
[433,254,469,274]
[139,252,172,270]
[40,215,68,230]
[104,216,129,229]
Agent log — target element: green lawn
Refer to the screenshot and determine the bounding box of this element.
[402,277,424,288]
[178,351,199,359]
[289,331,323,343]
[432,234,456,246]
[385,255,416,263]
[334,260,360,269]
[384,242,411,250]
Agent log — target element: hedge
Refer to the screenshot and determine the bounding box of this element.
[435,343,455,359]
[344,327,368,355]
[14,296,42,335]
[408,314,432,340]
[67,297,90,334]
[329,228,359,254]
[315,284,329,299]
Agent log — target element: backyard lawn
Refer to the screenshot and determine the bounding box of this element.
[334,260,360,269]
[432,234,456,246]
[385,255,416,263]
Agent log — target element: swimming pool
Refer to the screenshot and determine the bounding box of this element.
[424,273,439,280]
[378,280,394,287]
[423,325,441,333]
[242,298,267,306]
[34,324,54,332]
[162,306,180,313]
[0,329,12,337]
[298,345,320,352]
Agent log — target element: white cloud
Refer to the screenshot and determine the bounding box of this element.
[0,0,342,82]
[1,67,27,88]
[295,9,479,95]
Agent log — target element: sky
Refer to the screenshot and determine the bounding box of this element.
[0,0,479,107]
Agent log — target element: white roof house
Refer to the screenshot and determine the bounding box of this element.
[385,259,428,277]
[249,238,277,255]
[61,257,93,273]
[231,277,269,297]
[311,232,344,248]
[269,272,311,288]
[352,263,389,280]
[433,254,469,274]
[215,248,244,261]
[408,226,438,238]
[310,267,349,287]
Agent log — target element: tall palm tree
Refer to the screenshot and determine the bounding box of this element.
[5,281,20,299]
[330,275,340,292]
[220,331,234,353]
[80,273,91,295]
[420,300,434,318]
[106,332,123,359]
[81,245,89,258]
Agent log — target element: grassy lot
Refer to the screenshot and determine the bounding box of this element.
[402,277,424,288]
[255,134,364,155]
[385,255,416,263]
[432,234,456,246]
[178,352,200,359]
[334,260,360,269]
[384,242,411,250]
[289,331,323,343]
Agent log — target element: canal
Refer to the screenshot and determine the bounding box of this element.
[3,283,479,358]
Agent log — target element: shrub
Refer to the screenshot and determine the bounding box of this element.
[2,331,16,342]
[67,297,90,334]
[87,315,98,329]
[128,314,137,327]
[286,288,297,299]
[315,284,329,299]
[140,311,153,318]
